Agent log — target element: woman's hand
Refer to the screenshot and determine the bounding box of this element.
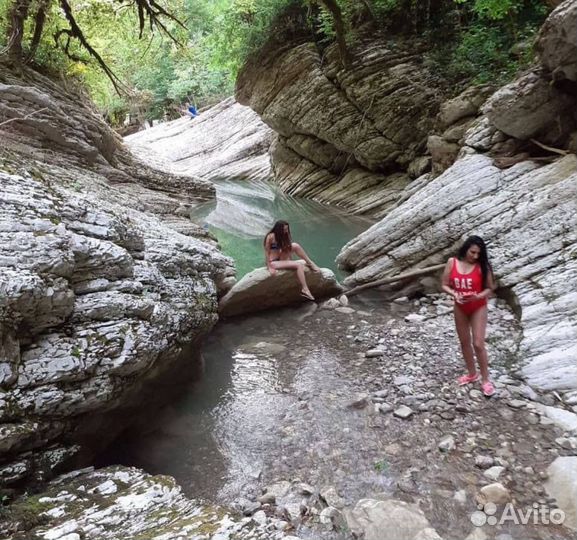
[268,265,276,276]
[460,293,481,303]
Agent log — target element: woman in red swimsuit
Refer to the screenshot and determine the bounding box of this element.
[441,236,496,396]
[264,220,320,301]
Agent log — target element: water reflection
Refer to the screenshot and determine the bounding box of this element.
[190,178,373,279]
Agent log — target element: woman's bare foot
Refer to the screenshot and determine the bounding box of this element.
[300,289,315,301]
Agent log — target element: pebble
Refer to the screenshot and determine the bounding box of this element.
[508,399,526,409]
[393,405,414,419]
[477,483,511,504]
[365,348,385,358]
[483,466,505,480]
[438,435,456,452]
[475,455,495,469]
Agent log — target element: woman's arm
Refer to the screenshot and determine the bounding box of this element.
[475,269,496,300]
[441,258,459,300]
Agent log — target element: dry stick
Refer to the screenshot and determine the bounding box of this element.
[343,263,446,297]
[0,107,48,128]
[529,138,568,156]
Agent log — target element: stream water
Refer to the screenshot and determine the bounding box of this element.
[189,178,373,279]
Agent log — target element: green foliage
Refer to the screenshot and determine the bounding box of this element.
[373,459,389,473]
[1,0,550,121]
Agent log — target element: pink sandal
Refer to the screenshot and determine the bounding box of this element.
[457,373,479,385]
[481,381,496,397]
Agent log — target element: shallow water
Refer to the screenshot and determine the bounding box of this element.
[102,296,412,523]
[190,178,373,279]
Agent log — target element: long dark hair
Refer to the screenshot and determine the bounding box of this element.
[457,235,493,288]
[264,220,292,252]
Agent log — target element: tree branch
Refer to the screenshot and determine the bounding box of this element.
[0,107,48,128]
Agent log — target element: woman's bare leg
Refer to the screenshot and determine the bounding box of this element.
[471,306,490,382]
[291,243,320,271]
[270,260,313,297]
[454,306,476,376]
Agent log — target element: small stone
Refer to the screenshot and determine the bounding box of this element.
[438,435,456,452]
[252,510,267,526]
[378,402,394,414]
[484,466,505,481]
[454,489,467,504]
[477,483,511,504]
[469,389,483,400]
[475,455,495,469]
[394,375,414,386]
[394,405,414,419]
[405,313,425,323]
[365,348,385,358]
[335,307,355,315]
[320,486,345,509]
[347,394,369,409]
[508,399,526,409]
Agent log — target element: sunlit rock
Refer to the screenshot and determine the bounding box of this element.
[345,498,444,540]
[0,465,280,539]
[126,97,274,181]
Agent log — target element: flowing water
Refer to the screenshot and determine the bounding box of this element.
[189,178,373,279]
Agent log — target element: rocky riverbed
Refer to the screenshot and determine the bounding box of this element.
[9,292,574,540]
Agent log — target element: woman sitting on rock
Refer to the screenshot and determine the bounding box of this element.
[264,220,320,301]
[441,235,496,397]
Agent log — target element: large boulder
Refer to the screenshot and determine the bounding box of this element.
[219,267,342,317]
[0,64,234,485]
[535,0,577,82]
[236,29,445,216]
[345,499,443,540]
[483,71,574,141]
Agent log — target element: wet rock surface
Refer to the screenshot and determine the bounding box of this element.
[103,293,575,539]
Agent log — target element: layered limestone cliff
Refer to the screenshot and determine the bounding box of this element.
[125,97,274,181]
[236,32,450,218]
[0,64,234,486]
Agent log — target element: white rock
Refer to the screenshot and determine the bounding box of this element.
[483,466,505,481]
[545,456,577,530]
[345,498,443,540]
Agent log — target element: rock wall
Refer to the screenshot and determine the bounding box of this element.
[0,64,234,486]
[337,1,577,393]
[126,97,274,181]
[235,29,466,218]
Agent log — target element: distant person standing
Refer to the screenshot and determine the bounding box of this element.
[441,236,496,397]
[183,102,198,118]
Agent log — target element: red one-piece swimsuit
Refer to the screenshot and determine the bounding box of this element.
[449,258,487,316]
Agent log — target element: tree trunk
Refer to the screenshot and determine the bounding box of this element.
[318,0,351,69]
[27,0,50,61]
[5,0,32,60]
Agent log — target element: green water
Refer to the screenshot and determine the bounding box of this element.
[190,178,373,280]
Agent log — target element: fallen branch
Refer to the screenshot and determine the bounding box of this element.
[530,138,568,156]
[0,107,48,128]
[343,263,445,297]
